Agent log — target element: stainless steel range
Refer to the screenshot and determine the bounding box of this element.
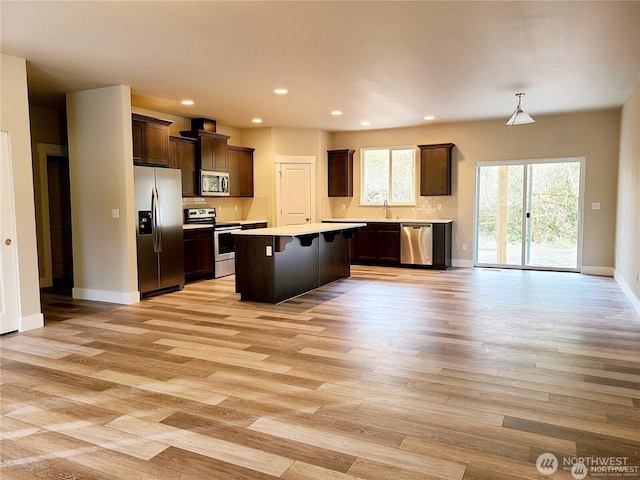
[184,208,241,278]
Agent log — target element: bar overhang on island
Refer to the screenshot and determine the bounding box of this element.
[233,223,366,304]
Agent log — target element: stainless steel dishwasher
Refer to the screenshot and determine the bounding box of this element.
[400,223,433,265]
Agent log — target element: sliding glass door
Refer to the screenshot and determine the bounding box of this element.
[475,158,584,271]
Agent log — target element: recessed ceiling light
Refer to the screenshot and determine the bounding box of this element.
[331,110,343,116]
[424,115,435,121]
[181,100,194,106]
[361,121,371,126]
[252,118,263,124]
[274,88,288,95]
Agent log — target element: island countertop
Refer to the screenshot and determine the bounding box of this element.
[323,218,453,224]
[233,222,366,237]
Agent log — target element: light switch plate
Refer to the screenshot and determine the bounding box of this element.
[266,245,273,257]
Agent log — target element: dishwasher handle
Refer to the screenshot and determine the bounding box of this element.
[400,223,433,229]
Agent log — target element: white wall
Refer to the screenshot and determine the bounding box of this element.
[615,83,640,313]
[66,86,139,304]
[0,54,44,331]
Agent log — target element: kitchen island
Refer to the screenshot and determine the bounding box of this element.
[233,223,365,303]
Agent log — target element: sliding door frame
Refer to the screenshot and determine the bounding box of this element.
[474,157,586,272]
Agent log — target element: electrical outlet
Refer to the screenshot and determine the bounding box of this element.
[437,203,442,210]
[234,205,238,212]
[111,209,119,219]
[342,204,346,210]
[592,202,601,210]
[461,243,467,251]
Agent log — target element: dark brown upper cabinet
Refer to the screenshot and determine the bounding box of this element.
[328,149,355,197]
[132,114,172,166]
[180,130,230,172]
[418,143,455,196]
[169,136,197,196]
[227,145,255,197]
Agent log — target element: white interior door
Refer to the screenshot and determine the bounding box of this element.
[1,131,21,334]
[277,162,313,226]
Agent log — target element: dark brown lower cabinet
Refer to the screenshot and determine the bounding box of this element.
[183,228,213,282]
[432,222,452,270]
[352,223,400,265]
[332,220,451,270]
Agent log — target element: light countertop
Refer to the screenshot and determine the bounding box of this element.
[182,219,267,230]
[236,219,268,225]
[233,222,366,237]
[182,224,213,230]
[323,218,453,224]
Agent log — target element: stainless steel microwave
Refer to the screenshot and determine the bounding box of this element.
[200,170,229,196]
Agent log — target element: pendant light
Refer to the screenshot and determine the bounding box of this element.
[506,93,535,127]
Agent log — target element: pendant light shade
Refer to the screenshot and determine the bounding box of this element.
[506,93,535,126]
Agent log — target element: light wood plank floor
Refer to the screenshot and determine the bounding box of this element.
[1,266,639,479]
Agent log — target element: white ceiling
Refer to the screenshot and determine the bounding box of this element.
[2,1,639,131]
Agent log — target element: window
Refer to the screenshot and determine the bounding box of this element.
[361,147,416,205]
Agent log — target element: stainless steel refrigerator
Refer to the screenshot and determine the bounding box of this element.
[134,166,184,296]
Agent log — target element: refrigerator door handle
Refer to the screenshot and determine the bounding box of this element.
[151,187,163,253]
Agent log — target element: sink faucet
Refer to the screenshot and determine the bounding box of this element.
[383,200,392,219]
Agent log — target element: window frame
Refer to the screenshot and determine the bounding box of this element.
[359,145,417,206]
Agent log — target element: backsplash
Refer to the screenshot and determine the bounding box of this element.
[182,196,270,223]
[326,196,454,220]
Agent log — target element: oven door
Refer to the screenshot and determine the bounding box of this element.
[214,227,241,262]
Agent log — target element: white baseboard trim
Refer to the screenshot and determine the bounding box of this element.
[580,265,615,277]
[19,312,44,332]
[614,271,640,317]
[452,259,474,268]
[73,288,140,305]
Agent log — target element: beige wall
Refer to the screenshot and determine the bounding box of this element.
[615,83,640,311]
[66,86,138,304]
[239,127,330,225]
[0,54,44,330]
[330,109,621,271]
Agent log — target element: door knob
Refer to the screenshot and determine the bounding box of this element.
[5,239,12,245]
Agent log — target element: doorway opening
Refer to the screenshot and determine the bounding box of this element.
[46,154,74,290]
[475,158,584,271]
